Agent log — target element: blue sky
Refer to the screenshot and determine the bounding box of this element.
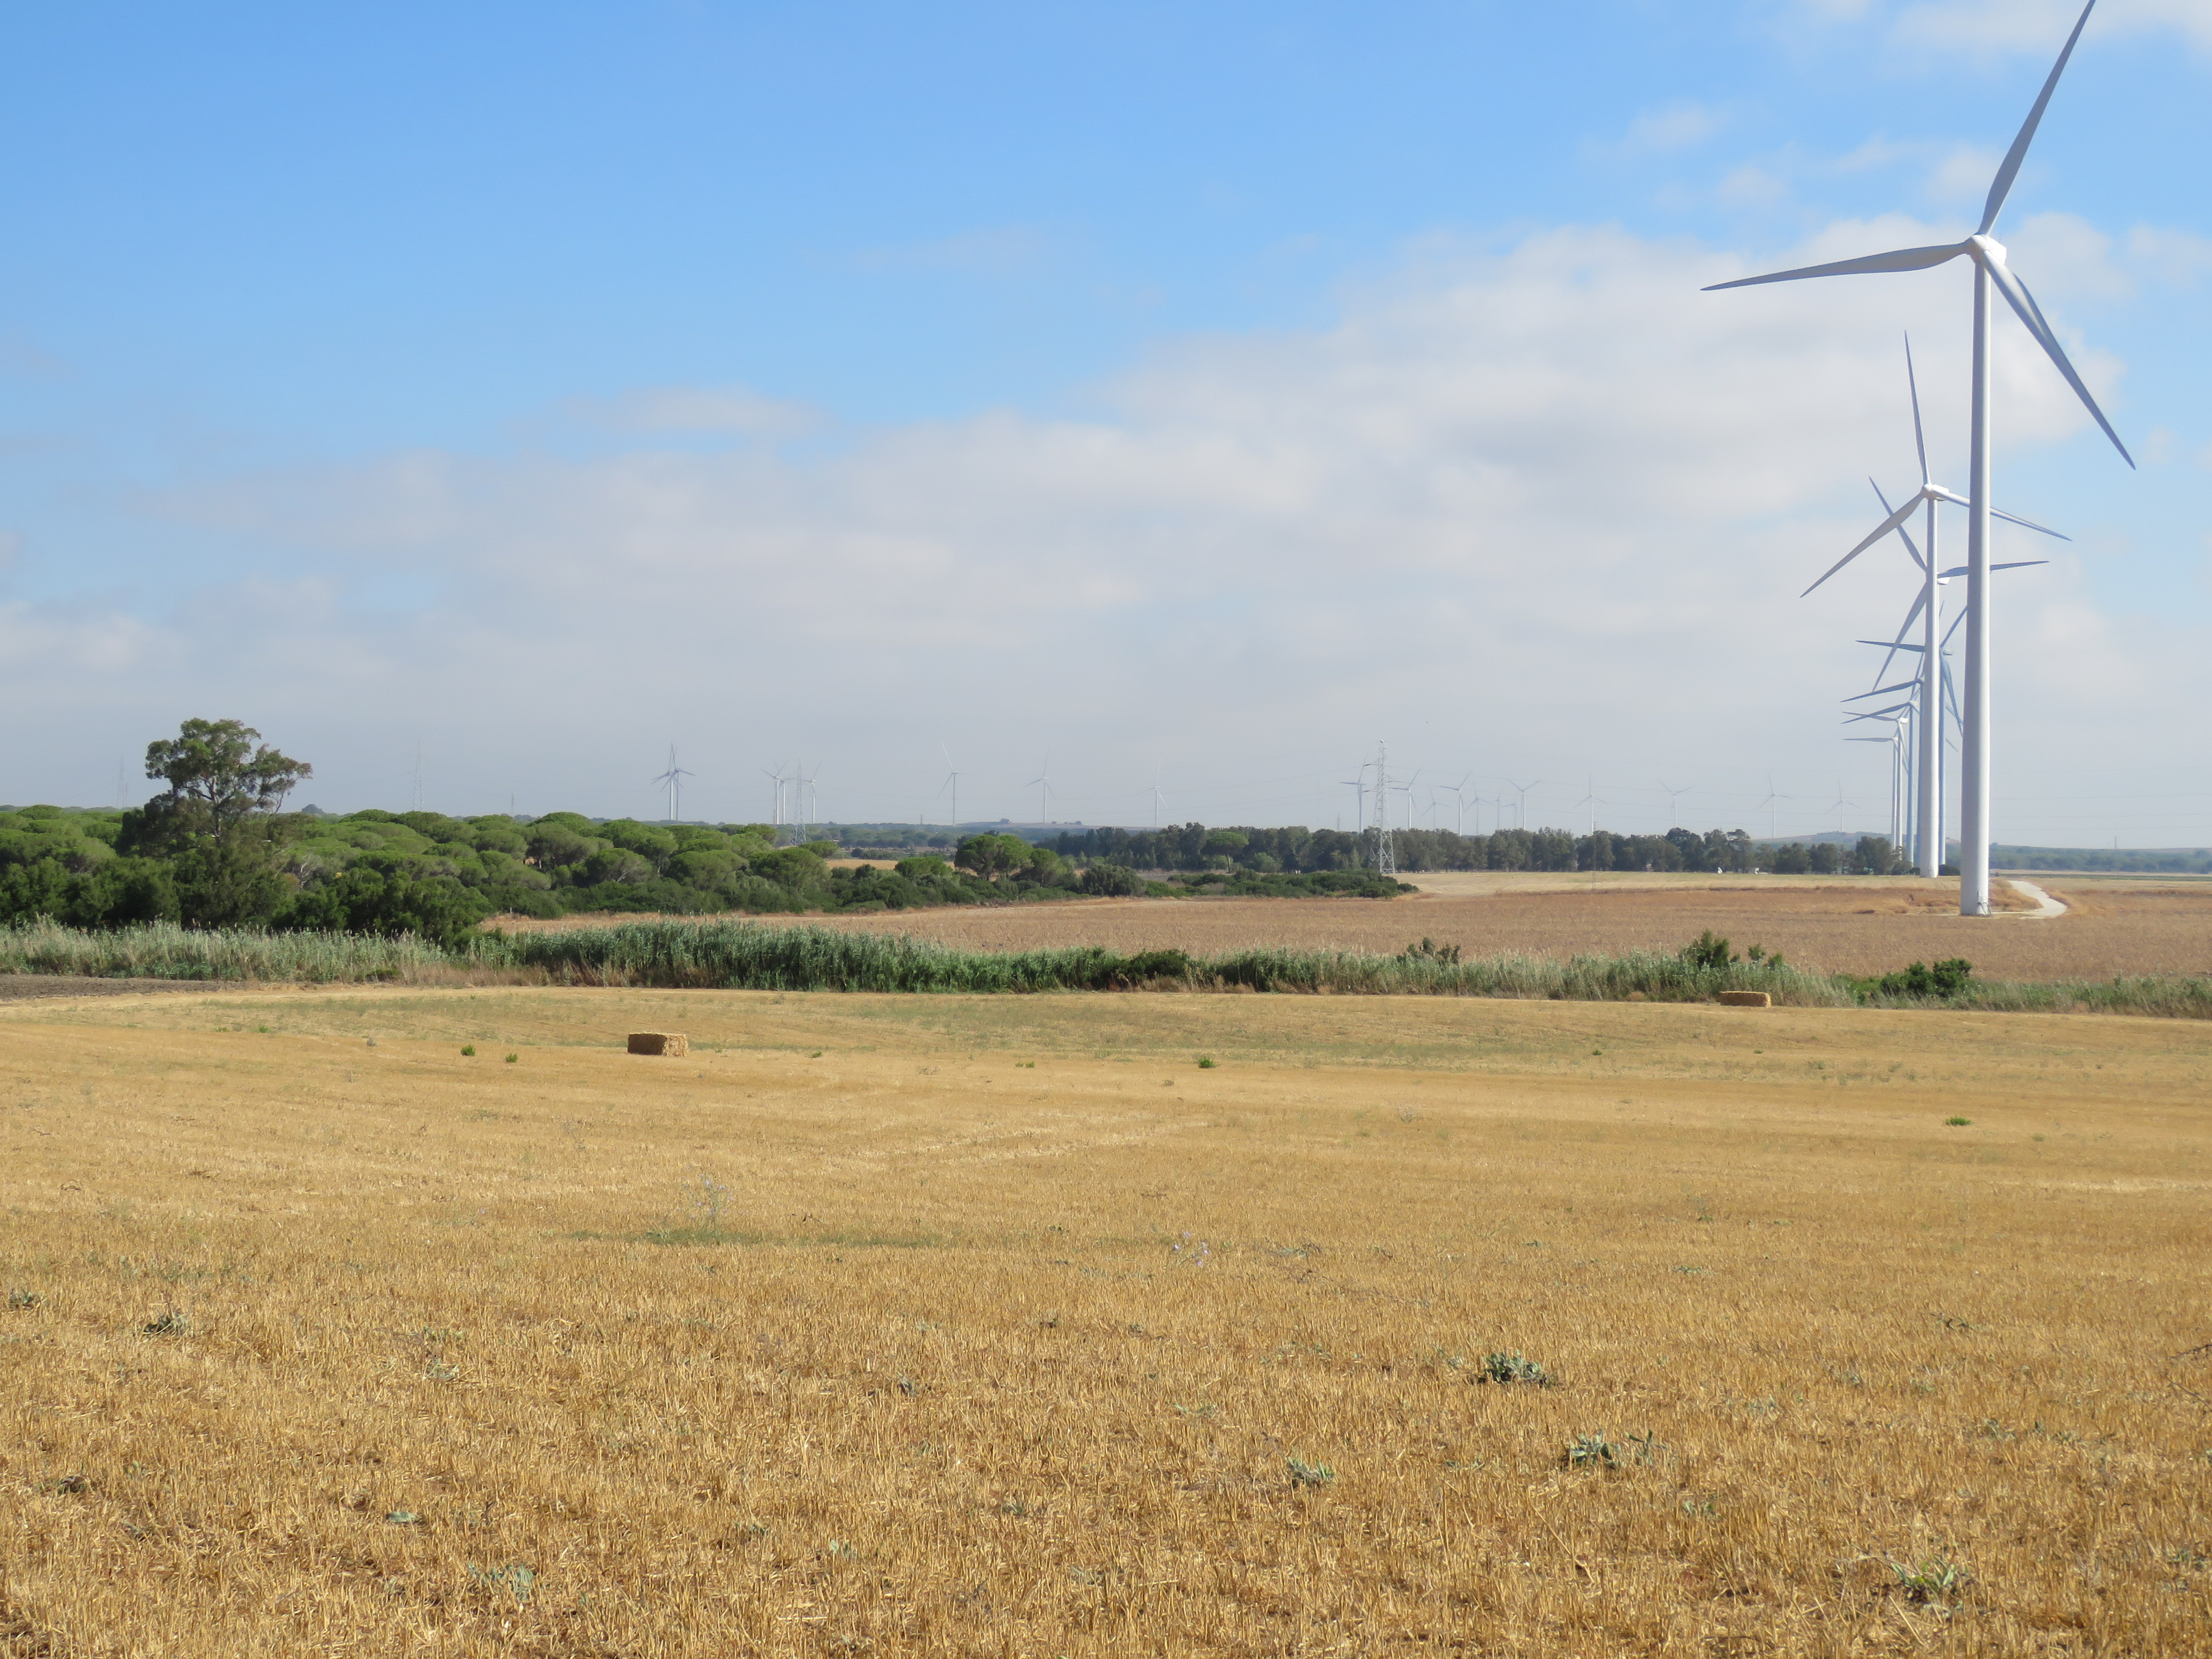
[2,1,2206,840]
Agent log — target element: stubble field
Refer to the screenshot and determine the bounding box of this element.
[3,980,2209,1656]
[488,876,2212,983]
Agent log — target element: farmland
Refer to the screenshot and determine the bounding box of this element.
[491,874,2212,983]
[3,982,2209,1655]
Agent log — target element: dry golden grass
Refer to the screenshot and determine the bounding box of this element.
[494,876,2212,983]
[5,984,2211,1655]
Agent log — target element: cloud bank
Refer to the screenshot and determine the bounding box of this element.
[2,221,2198,840]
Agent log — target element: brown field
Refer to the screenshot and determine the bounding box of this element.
[4,983,2211,1655]
[489,876,2212,983]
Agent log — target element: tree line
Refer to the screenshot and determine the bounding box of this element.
[1050,822,1907,878]
[0,723,1417,945]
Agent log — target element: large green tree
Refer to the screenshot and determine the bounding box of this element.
[127,719,312,928]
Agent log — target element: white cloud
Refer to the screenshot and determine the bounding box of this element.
[2004,210,2133,303]
[1597,102,1725,157]
[1894,0,2212,52]
[562,386,823,437]
[1,221,2195,837]
[2127,224,2212,289]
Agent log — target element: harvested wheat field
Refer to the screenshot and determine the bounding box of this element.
[4,983,2211,1655]
[499,876,2212,983]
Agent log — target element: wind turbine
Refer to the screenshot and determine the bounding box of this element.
[792,760,819,839]
[1340,761,1370,849]
[1574,774,1605,838]
[761,763,791,827]
[1708,0,2129,915]
[1150,767,1168,829]
[1658,780,1694,829]
[1757,774,1791,845]
[1028,757,1053,826]
[1505,778,1539,831]
[653,745,695,823]
[1848,729,1904,848]
[1803,338,2066,879]
[936,746,960,832]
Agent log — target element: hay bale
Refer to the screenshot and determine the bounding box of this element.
[1624,990,1649,1003]
[627,1032,689,1057]
[1717,990,1771,1009]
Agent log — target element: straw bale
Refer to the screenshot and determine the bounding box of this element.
[1717,990,1771,1008]
[626,1031,689,1057]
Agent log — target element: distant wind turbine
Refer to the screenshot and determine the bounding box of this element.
[1028,757,1052,825]
[1505,779,1539,831]
[1708,0,2129,915]
[653,745,695,823]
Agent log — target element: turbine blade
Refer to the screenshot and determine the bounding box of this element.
[1860,640,1924,652]
[1804,494,1923,596]
[1895,584,1930,639]
[1990,505,2070,540]
[1705,242,1967,292]
[1993,559,2051,571]
[1980,0,2101,237]
[1984,256,2135,467]
[1870,480,1924,570]
[1845,680,1921,702]
[1904,333,1930,488]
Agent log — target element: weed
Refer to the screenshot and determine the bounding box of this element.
[1196,1055,1217,1069]
[1561,1433,1620,1470]
[1401,938,1462,965]
[460,1044,476,1057]
[7,1288,41,1310]
[467,1562,535,1606]
[142,1308,190,1337]
[386,1510,421,1526]
[504,1052,518,1063]
[1285,1456,1336,1488]
[1479,1351,1554,1387]
[1887,1556,1972,1605]
[1946,1115,1972,1127]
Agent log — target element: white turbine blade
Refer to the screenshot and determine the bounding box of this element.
[1980,0,2100,237]
[1991,505,2070,540]
[1984,257,2134,467]
[1706,241,1966,293]
[1861,639,1924,652]
[1904,333,1930,489]
[1846,679,1921,703]
[1804,493,1924,597]
[1993,559,2050,572]
[1874,479,1929,573]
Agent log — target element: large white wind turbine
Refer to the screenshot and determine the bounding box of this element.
[1708,0,2130,916]
[1804,337,2067,879]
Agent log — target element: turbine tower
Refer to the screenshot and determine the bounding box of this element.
[653,745,695,823]
[1802,338,2065,880]
[1707,0,2130,915]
